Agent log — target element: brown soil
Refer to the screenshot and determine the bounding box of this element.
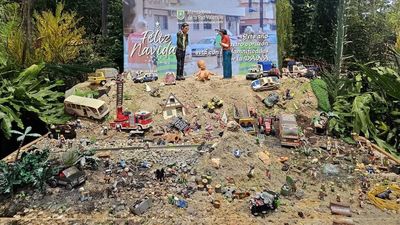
[1,76,399,225]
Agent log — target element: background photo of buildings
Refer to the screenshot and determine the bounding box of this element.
[123,0,277,76]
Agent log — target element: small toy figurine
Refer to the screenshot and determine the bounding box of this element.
[284,89,293,100]
[247,165,255,179]
[155,168,165,182]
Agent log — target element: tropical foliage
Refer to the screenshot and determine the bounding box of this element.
[0,64,69,139]
[277,0,293,67]
[11,126,41,161]
[0,149,57,194]
[310,79,331,112]
[321,66,400,157]
[33,3,85,64]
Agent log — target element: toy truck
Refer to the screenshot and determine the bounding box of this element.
[110,75,153,132]
[233,104,256,135]
[246,64,263,80]
[282,61,308,77]
[87,68,118,85]
[276,114,301,147]
[246,61,276,80]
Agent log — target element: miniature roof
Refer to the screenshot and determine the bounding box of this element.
[64,95,105,109]
[162,93,185,110]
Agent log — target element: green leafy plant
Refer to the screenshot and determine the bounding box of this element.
[74,88,99,98]
[0,149,57,195]
[11,126,41,161]
[310,79,331,112]
[0,63,69,139]
[61,149,80,167]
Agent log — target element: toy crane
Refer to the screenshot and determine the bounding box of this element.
[109,74,153,132]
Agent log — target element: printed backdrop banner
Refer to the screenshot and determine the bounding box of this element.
[123,0,278,76]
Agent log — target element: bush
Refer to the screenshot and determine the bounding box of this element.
[311,79,331,112]
[0,149,57,194]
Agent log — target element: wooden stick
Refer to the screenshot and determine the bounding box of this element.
[353,134,400,164]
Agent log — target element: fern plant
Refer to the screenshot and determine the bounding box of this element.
[0,63,69,139]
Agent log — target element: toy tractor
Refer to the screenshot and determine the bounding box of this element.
[258,116,275,136]
[203,97,224,113]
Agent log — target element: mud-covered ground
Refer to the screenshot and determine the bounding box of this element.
[1,76,399,224]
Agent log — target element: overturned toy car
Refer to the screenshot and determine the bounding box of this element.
[249,191,280,216]
[262,92,280,108]
[251,77,280,92]
[133,71,158,83]
[48,166,86,190]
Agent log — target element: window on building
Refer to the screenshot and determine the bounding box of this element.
[203,18,211,30]
[167,110,172,116]
[193,17,200,30]
[155,15,168,30]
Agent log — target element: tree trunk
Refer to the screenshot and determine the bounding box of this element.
[15,138,25,161]
[21,0,34,66]
[334,0,345,77]
[101,0,108,36]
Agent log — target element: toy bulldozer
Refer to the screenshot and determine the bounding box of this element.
[203,97,223,113]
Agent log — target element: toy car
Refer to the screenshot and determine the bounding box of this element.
[133,71,158,83]
[164,72,176,85]
[262,92,280,107]
[246,64,263,80]
[48,166,86,190]
[251,77,280,92]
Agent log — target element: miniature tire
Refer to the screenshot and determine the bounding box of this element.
[154,77,158,81]
[66,184,73,190]
[89,116,94,120]
[100,80,106,86]
[140,79,145,83]
[49,179,57,188]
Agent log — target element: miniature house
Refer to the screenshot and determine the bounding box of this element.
[162,93,186,119]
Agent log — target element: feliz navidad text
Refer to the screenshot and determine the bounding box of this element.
[129,30,176,57]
